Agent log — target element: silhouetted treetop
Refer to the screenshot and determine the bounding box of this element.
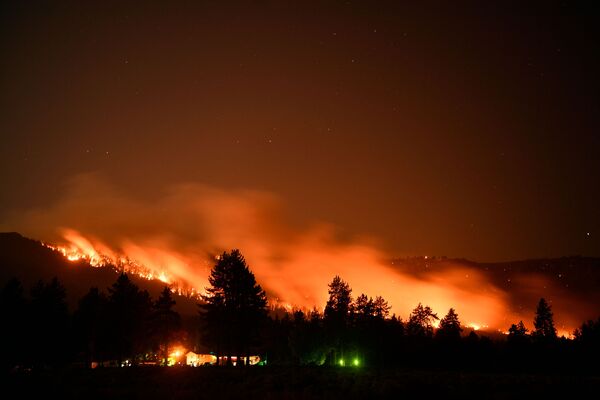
[533,298,557,340]
[507,320,530,346]
[203,249,267,311]
[407,303,438,337]
[509,320,528,336]
[574,318,600,345]
[355,293,374,319]
[324,275,352,324]
[373,296,391,319]
[200,249,267,365]
[437,308,462,340]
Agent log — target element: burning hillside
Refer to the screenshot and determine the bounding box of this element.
[3,175,599,335]
[42,229,192,294]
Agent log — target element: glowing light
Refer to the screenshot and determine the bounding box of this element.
[43,231,512,332]
[158,272,170,284]
[353,358,360,366]
[467,323,488,331]
[169,346,185,359]
[557,330,575,339]
[339,359,345,367]
[43,230,202,300]
[186,352,218,366]
[39,224,580,334]
[167,346,186,366]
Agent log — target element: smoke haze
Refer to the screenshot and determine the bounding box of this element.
[2,174,591,334]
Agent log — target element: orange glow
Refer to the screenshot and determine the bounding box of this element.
[186,352,218,366]
[169,346,186,358]
[44,227,509,329]
[23,178,585,334]
[466,323,489,331]
[43,233,182,293]
[158,272,170,284]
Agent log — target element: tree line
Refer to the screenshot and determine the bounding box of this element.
[2,248,600,371]
[0,274,181,369]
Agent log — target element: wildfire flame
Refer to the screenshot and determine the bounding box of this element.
[43,230,200,297]
[7,175,590,335]
[466,323,488,331]
[42,230,583,337]
[43,227,507,329]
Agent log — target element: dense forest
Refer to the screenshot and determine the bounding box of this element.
[1,248,599,374]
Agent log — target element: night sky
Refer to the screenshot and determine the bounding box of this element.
[1,1,599,262]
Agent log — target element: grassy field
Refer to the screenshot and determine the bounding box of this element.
[5,366,599,399]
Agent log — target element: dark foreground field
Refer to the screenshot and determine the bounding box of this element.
[4,366,599,400]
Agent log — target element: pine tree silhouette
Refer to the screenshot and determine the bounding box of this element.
[200,249,267,366]
[436,308,462,341]
[407,303,438,337]
[533,298,557,340]
[323,276,353,365]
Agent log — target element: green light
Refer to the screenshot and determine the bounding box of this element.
[339,359,345,367]
[353,358,359,366]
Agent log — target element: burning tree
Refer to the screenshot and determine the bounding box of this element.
[200,249,267,366]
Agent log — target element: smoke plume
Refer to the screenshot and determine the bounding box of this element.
[4,173,582,334]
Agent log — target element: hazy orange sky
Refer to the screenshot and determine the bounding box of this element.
[1,1,598,261]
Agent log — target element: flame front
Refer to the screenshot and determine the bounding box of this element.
[45,227,508,330]
[9,176,591,334]
[44,230,199,297]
